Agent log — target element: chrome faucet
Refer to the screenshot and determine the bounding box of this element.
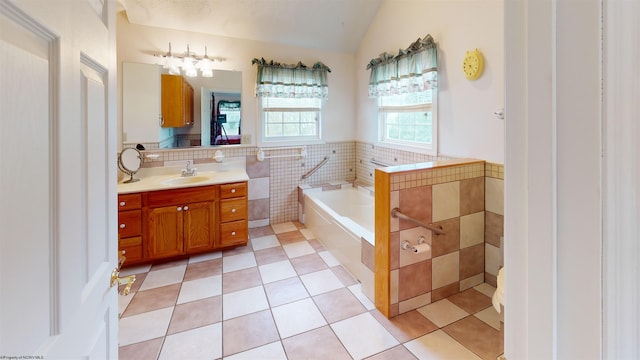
[181,160,197,177]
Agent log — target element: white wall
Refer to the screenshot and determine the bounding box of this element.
[116,11,356,148]
[355,0,505,163]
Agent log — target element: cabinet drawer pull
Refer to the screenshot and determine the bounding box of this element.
[119,201,126,207]
[231,231,236,236]
[119,224,126,229]
[177,206,182,211]
[231,189,236,193]
[183,205,189,211]
[231,208,236,213]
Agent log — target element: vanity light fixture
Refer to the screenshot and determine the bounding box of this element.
[154,43,224,78]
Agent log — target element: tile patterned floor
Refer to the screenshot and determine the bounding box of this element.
[118,221,503,360]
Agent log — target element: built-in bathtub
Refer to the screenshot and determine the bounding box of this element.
[302,186,375,301]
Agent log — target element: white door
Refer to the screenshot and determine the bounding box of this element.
[0,0,118,358]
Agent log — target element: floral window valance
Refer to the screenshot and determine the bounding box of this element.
[218,100,241,112]
[366,34,438,98]
[252,58,331,100]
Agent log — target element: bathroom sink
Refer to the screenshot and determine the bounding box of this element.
[161,175,211,186]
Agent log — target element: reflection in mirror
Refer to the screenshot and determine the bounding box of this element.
[122,62,242,149]
[118,148,143,183]
[205,96,241,146]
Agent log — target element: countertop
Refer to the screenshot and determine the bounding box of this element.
[117,159,249,194]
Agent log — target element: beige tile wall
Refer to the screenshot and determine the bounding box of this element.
[484,162,504,286]
[136,142,356,226]
[355,142,450,186]
[388,162,488,316]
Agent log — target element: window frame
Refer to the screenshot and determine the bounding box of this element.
[257,96,324,147]
[377,90,438,155]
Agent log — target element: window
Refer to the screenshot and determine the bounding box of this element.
[261,97,321,142]
[253,58,330,146]
[379,89,436,154]
[367,34,438,155]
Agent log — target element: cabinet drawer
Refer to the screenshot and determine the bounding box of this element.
[220,182,247,199]
[119,236,142,263]
[220,198,247,222]
[219,220,248,247]
[146,185,216,207]
[118,193,141,211]
[118,210,141,238]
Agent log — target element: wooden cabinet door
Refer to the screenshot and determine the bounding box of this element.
[184,201,216,253]
[147,205,184,259]
[183,81,194,125]
[161,74,193,127]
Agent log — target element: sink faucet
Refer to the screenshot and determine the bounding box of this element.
[181,160,197,177]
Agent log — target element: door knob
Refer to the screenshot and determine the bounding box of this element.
[111,250,136,296]
[110,268,136,296]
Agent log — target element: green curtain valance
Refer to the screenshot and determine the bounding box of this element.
[367,34,438,98]
[252,58,331,99]
[218,100,241,111]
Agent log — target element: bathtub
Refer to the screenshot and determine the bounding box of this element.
[303,187,375,301]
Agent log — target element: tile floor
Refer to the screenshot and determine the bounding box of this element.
[118,221,503,360]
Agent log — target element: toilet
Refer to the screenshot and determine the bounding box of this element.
[492,267,505,317]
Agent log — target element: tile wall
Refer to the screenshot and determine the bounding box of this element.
[135,142,356,226]
[131,143,504,303]
[355,142,455,186]
[383,162,488,316]
[484,162,504,287]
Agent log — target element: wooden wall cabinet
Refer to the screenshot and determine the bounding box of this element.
[117,181,248,266]
[161,74,194,127]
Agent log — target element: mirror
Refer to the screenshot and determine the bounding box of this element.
[122,62,242,149]
[118,148,143,183]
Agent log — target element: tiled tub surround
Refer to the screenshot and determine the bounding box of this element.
[299,184,376,303]
[375,159,491,317]
[355,142,456,187]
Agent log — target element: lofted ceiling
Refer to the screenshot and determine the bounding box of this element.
[118,0,384,53]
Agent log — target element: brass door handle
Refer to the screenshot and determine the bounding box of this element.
[110,268,136,296]
[111,250,135,296]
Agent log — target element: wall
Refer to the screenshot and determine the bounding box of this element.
[116,11,356,148]
[355,0,505,163]
[374,160,503,317]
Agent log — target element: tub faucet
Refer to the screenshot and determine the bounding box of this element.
[181,160,197,177]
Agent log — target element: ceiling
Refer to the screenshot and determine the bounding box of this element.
[118,0,384,53]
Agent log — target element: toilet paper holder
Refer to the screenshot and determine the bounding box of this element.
[401,236,429,252]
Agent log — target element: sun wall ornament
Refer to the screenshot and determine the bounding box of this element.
[462,49,484,80]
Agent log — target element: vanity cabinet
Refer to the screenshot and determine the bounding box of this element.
[161,74,194,127]
[145,185,216,260]
[117,181,249,266]
[218,182,248,248]
[117,193,143,265]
